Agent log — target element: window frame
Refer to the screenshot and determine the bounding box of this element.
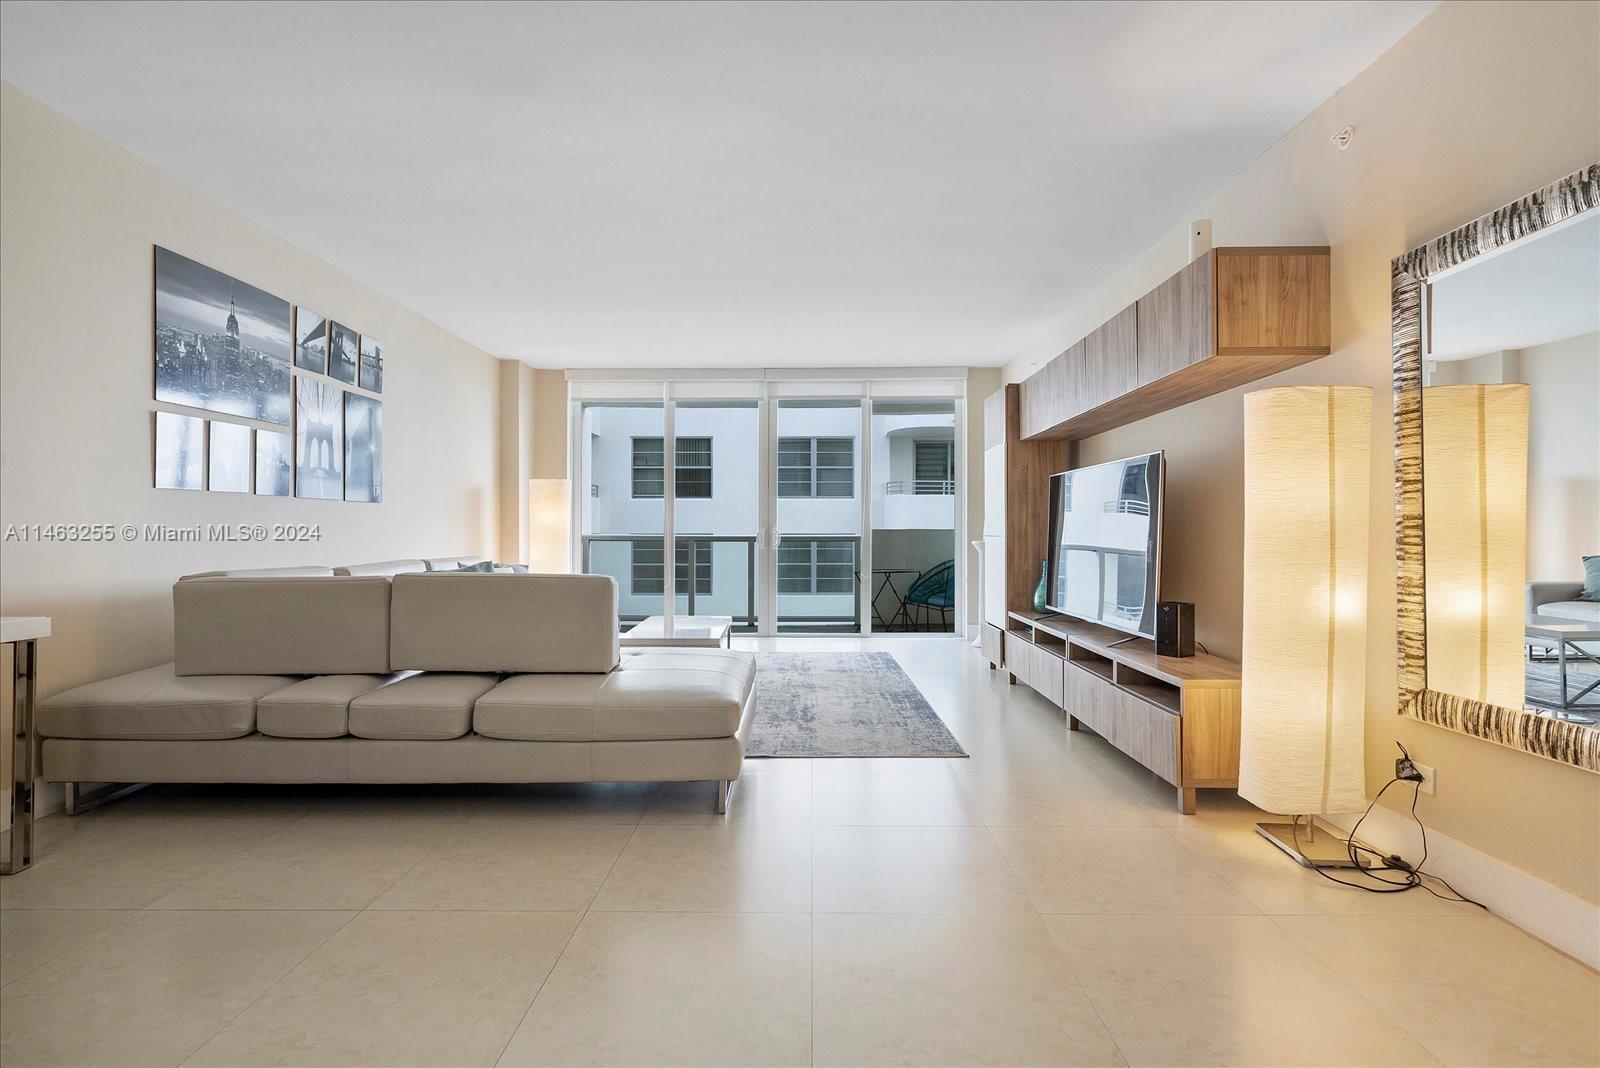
[777,436,855,499]
[631,435,713,499]
[632,538,713,596]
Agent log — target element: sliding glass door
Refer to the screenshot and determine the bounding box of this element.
[673,400,760,632]
[774,399,864,633]
[571,378,963,638]
[869,399,958,632]
[577,401,664,631]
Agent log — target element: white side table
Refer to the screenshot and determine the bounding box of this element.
[2,616,49,875]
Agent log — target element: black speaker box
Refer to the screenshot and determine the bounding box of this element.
[1156,601,1195,658]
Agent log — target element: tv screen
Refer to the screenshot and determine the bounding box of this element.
[1045,452,1164,637]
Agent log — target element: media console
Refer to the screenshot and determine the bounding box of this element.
[1005,610,1241,813]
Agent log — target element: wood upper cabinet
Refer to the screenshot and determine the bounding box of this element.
[1021,342,1077,439]
[1136,253,1212,386]
[1080,302,1138,410]
[1019,246,1330,440]
[1213,247,1330,354]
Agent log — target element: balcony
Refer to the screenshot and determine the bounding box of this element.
[581,534,864,633]
[883,479,955,495]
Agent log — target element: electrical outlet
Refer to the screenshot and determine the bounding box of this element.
[1413,761,1436,795]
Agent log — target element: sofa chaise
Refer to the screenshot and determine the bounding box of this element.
[38,571,756,813]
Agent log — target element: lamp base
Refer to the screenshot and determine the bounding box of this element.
[1256,819,1369,869]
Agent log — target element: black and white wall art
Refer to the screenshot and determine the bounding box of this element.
[295,377,344,500]
[344,393,383,503]
[359,335,383,393]
[255,429,292,496]
[295,307,328,373]
[208,421,253,493]
[154,411,205,490]
[328,321,359,384]
[154,247,291,425]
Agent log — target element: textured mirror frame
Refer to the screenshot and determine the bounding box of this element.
[1392,163,1600,773]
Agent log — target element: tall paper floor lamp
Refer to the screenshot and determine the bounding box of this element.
[1241,386,1371,867]
[528,478,571,574]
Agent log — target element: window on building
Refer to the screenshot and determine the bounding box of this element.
[777,436,854,498]
[777,538,856,594]
[912,440,954,494]
[631,437,712,499]
[631,539,713,596]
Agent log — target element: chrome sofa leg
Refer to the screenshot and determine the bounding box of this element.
[63,782,145,816]
[715,778,734,815]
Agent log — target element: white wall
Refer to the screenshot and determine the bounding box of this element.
[0,84,500,703]
[1519,334,1599,583]
[996,1,1600,903]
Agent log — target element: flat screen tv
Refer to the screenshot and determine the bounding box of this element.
[1045,451,1164,638]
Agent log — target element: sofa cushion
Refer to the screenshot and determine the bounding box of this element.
[38,662,293,740]
[473,649,755,742]
[173,576,392,676]
[348,673,498,740]
[182,566,336,578]
[333,559,427,577]
[423,557,486,571]
[389,572,620,674]
[257,674,397,738]
[1539,600,1600,624]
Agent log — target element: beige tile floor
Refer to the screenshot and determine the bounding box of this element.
[1,636,1595,1067]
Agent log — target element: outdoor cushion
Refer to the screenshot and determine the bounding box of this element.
[473,649,754,742]
[257,674,398,738]
[348,672,499,740]
[38,662,293,740]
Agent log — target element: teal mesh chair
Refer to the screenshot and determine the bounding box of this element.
[903,559,955,632]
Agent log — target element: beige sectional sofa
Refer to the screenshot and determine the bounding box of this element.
[38,570,757,812]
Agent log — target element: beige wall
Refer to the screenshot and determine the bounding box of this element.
[0,83,502,700]
[998,1,1600,902]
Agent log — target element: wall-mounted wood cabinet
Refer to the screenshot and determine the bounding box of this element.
[1020,247,1330,440]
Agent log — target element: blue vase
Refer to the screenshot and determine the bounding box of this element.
[1033,560,1048,613]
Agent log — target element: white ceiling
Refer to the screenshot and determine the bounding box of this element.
[0,1,1435,368]
[1429,213,1600,361]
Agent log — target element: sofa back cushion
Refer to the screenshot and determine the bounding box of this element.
[182,565,336,579]
[334,559,428,577]
[389,572,620,673]
[174,577,392,676]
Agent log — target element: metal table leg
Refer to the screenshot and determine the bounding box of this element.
[3,639,37,875]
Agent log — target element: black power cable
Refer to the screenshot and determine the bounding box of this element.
[1290,756,1489,909]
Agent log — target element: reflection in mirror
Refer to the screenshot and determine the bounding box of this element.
[1422,211,1600,728]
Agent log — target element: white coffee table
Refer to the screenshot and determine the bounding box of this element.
[620,615,733,649]
[1526,617,1599,720]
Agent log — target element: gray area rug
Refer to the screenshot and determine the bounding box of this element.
[1526,658,1599,713]
[746,652,968,758]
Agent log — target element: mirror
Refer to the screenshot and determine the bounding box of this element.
[1393,164,1599,772]
[1421,212,1599,729]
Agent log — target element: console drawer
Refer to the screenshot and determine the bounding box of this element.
[1064,662,1179,783]
[1030,644,1064,706]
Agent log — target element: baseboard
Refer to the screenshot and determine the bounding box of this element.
[1323,806,1600,969]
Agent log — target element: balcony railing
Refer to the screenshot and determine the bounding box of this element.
[883,479,955,496]
[580,534,863,632]
[1102,499,1149,515]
